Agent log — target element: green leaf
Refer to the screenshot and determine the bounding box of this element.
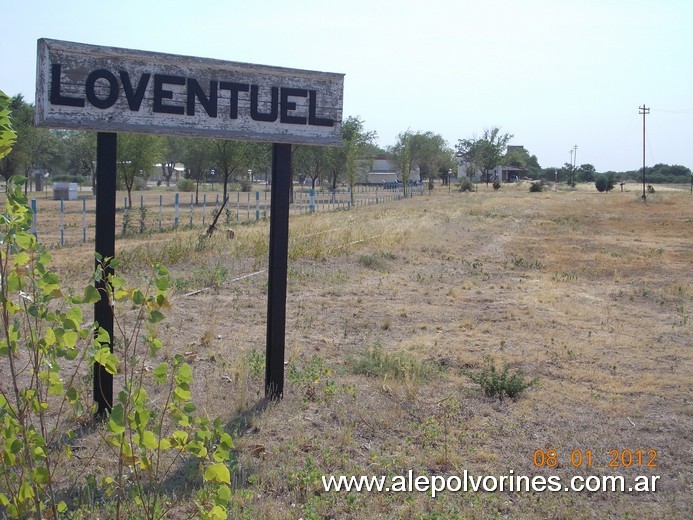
[155,275,170,291]
[109,276,126,289]
[10,438,23,454]
[44,327,56,347]
[219,432,234,449]
[176,363,193,384]
[173,383,192,402]
[215,484,232,505]
[57,501,68,513]
[207,505,227,520]
[131,288,145,305]
[82,284,101,304]
[107,403,126,435]
[62,329,78,348]
[139,430,159,450]
[33,467,50,484]
[153,362,169,383]
[95,326,111,345]
[148,310,165,323]
[13,251,30,266]
[18,482,34,501]
[204,463,231,484]
[94,347,118,375]
[14,231,35,250]
[48,372,64,395]
[187,440,207,458]
[66,306,83,325]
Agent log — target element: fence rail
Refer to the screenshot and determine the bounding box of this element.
[25,184,424,247]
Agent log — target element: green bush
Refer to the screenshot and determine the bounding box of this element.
[464,356,537,401]
[529,180,546,192]
[349,342,435,382]
[595,174,615,192]
[458,179,475,192]
[177,178,195,192]
[239,178,253,192]
[0,177,233,519]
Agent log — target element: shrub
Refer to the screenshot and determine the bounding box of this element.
[349,342,435,382]
[0,177,233,519]
[458,179,475,192]
[464,356,537,401]
[595,174,615,192]
[493,180,501,191]
[177,178,195,192]
[529,180,546,192]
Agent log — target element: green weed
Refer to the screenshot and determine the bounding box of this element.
[464,356,537,401]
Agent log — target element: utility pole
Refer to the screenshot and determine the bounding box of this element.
[573,145,578,184]
[639,105,650,201]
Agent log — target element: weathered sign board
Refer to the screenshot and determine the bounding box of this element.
[36,38,344,145]
[35,38,344,409]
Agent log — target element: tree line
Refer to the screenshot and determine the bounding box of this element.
[2,93,689,204]
[0,94,457,205]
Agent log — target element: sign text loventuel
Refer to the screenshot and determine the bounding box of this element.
[36,39,344,146]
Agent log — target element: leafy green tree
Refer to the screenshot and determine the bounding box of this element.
[390,130,453,193]
[408,131,455,184]
[646,163,692,183]
[322,116,377,199]
[577,163,597,183]
[0,90,17,161]
[160,135,187,187]
[503,146,542,178]
[456,127,513,185]
[559,162,574,184]
[61,131,97,188]
[182,137,214,204]
[117,133,163,207]
[0,95,33,183]
[389,130,413,196]
[595,173,615,192]
[343,117,377,202]
[210,139,252,201]
[294,145,329,189]
[246,142,271,185]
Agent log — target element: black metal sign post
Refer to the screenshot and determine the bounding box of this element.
[265,143,292,399]
[93,132,117,415]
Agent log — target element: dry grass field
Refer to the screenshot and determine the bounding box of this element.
[19,182,693,518]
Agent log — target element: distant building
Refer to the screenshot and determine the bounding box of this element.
[363,157,420,185]
[456,147,527,182]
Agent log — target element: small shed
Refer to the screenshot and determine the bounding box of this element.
[53,182,79,200]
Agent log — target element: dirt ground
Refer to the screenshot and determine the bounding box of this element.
[27,183,693,518]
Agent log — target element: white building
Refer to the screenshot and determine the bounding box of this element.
[363,157,420,185]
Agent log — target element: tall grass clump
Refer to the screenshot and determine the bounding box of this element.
[349,342,435,382]
[464,356,537,401]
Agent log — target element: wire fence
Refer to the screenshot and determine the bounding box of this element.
[26,184,425,247]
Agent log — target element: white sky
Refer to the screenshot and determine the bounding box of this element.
[2,0,691,172]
